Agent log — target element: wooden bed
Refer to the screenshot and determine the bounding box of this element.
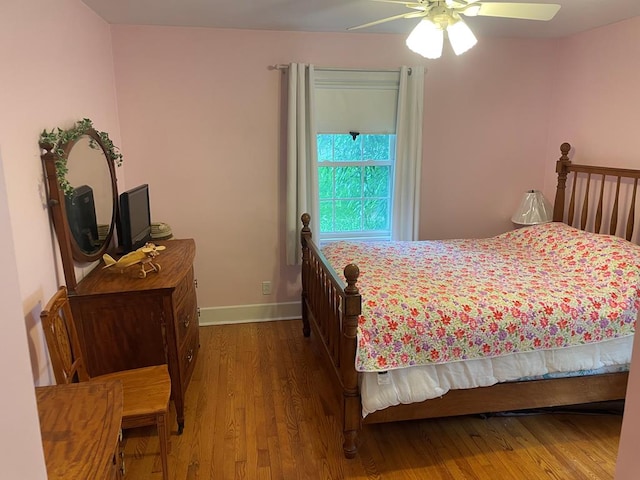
[299,142,640,458]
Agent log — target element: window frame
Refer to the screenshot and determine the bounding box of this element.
[317,133,396,243]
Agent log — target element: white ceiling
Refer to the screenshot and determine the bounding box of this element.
[82,0,640,38]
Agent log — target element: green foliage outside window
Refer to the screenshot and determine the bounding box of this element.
[317,133,394,237]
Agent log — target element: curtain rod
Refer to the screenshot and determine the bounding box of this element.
[271,64,411,74]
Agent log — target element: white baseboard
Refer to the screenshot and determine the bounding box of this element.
[199,301,302,326]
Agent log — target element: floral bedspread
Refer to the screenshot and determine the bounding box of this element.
[321,223,640,372]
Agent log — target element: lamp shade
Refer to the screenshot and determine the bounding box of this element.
[406,19,444,59]
[511,190,552,226]
[447,18,477,56]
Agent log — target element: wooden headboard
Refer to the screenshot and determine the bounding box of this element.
[553,142,640,242]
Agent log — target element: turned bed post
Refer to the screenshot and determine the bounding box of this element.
[553,142,572,222]
[341,264,361,459]
[300,213,311,337]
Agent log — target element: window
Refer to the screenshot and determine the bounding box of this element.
[286,65,421,265]
[314,69,401,242]
[317,133,396,241]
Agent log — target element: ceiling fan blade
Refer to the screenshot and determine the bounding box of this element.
[471,3,561,21]
[366,0,427,5]
[348,11,426,30]
[366,0,431,12]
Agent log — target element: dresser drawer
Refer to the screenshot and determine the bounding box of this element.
[175,286,198,347]
[179,326,199,389]
[174,266,195,305]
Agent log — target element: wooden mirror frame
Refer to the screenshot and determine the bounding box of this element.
[40,128,118,292]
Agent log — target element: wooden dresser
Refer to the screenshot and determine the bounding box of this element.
[70,238,199,433]
[37,380,124,479]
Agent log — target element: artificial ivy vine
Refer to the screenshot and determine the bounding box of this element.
[39,118,123,196]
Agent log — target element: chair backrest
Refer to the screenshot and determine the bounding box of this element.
[40,286,90,384]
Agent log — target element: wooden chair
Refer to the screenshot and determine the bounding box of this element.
[40,286,171,480]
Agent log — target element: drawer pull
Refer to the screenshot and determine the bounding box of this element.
[186,348,194,363]
[194,278,198,288]
[197,307,201,318]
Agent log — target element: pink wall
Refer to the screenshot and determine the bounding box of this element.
[0,155,46,476]
[0,0,122,383]
[421,38,555,240]
[543,16,640,480]
[111,25,556,308]
[543,17,640,199]
[0,0,121,475]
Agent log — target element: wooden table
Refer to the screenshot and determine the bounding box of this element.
[36,380,123,479]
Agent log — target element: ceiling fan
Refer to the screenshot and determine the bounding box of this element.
[349,0,561,59]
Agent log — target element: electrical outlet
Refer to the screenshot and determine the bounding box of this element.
[262,281,272,295]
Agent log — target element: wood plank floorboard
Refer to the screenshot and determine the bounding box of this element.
[121,320,623,479]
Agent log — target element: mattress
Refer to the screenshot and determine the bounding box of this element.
[360,335,632,417]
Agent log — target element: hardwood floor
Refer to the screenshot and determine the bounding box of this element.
[122,320,623,479]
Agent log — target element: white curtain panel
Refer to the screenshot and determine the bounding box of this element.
[286,63,319,266]
[392,66,425,241]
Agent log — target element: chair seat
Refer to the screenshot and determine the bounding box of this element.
[93,365,171,419]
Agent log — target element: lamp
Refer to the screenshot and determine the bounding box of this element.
[406,18,444,59]
[511,190,552,226]
[405,8,477,59]
[447,17,477,56]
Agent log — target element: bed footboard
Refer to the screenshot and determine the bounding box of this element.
[300,213,362,458]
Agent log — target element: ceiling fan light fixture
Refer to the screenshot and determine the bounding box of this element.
[354,0,558,60]
[447,17,477,56]
[406,19,444,59]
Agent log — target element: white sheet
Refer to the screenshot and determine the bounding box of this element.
[361,335,632,417]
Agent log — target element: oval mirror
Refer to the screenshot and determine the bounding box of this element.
[41,124,120,290]
[63,133,116,260]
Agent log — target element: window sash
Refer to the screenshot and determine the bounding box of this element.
[317,134,395,242]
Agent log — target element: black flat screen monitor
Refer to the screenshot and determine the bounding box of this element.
[119,184,152,253]
[65,185,99,253]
